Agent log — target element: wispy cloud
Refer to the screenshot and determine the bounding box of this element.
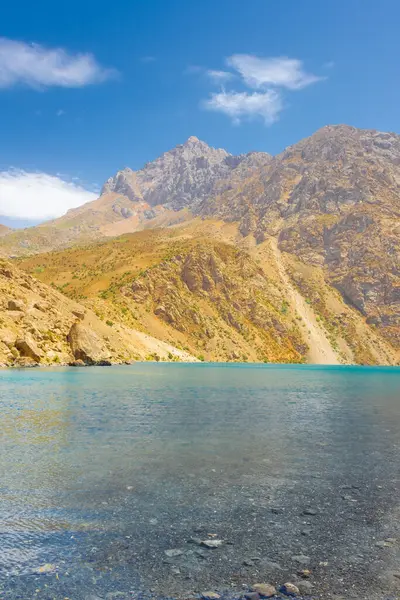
[206,70,234,84]
[0,37,116,89]
[0,169,97,220]
[140,56,156,63]
[204,89,282,125]
[201,54,323,125]
[227,55,322,90]
[56,109,65,116]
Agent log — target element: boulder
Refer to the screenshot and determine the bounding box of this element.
[67,322,107,365]
[15,335,42,362]
[8,299,25,311]
[0,328,16,348]
[280,583,299,596]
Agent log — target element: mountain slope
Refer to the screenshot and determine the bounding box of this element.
[16,222,398,365]
[198,125,400,348]
[0,258,197,367]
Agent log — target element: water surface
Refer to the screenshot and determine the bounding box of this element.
[0,364,400,599]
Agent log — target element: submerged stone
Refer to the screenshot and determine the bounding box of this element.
[200,539,223,548]
[165,548,184,557]
[251,583,276,597]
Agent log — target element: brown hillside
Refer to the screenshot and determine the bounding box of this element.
[0,258,197,368]
[17,222,398,365]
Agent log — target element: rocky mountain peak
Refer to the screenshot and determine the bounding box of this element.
[184,135,201,145]
[100,136,274,213]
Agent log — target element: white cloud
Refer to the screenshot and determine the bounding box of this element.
[206,70,234,83]
[56,109,65,116]
[227,54,322,90]
[0,170,97,220]
[201,54,324,126]
[204,89,282,125]
[0,37,116,89]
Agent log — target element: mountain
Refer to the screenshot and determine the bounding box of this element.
[0,137,270,255]
[197,125,400,347]
[1,124,399,365]
[16,221,398,366]
[102,136,271,209]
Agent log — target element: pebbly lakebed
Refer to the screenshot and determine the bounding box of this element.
[0,363,400,600]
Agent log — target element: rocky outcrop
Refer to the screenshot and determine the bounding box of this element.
[67,322,107,365]
[125,243,307,363]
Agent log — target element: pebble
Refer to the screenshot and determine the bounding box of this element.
[164,549,184,557]
[297,569,311,578]
[297,580,314,593]
[291,554,310,565]
[375,541,392,548]
[251,583,276,597]
[33,563,56,574]
[270,508,284,514]
[342,495,357,502]
[261,559,283,571]
[302,508,317,516]
[244,593,260,600]
[280,582,300,596]
[300,528,311,536]
[201,539,223,548]
[243,559,255,567]
[201,592,220,600]
[187,537,202,545]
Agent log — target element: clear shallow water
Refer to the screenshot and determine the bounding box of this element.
[0,364,400,599]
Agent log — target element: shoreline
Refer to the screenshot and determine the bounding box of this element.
[1,360,400,370]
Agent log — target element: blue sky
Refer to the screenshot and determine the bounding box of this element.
[0,0,399,225]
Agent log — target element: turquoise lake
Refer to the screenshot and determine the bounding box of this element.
[0,364,400,599]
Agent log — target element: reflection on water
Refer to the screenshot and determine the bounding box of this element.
[0,364,399,598]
